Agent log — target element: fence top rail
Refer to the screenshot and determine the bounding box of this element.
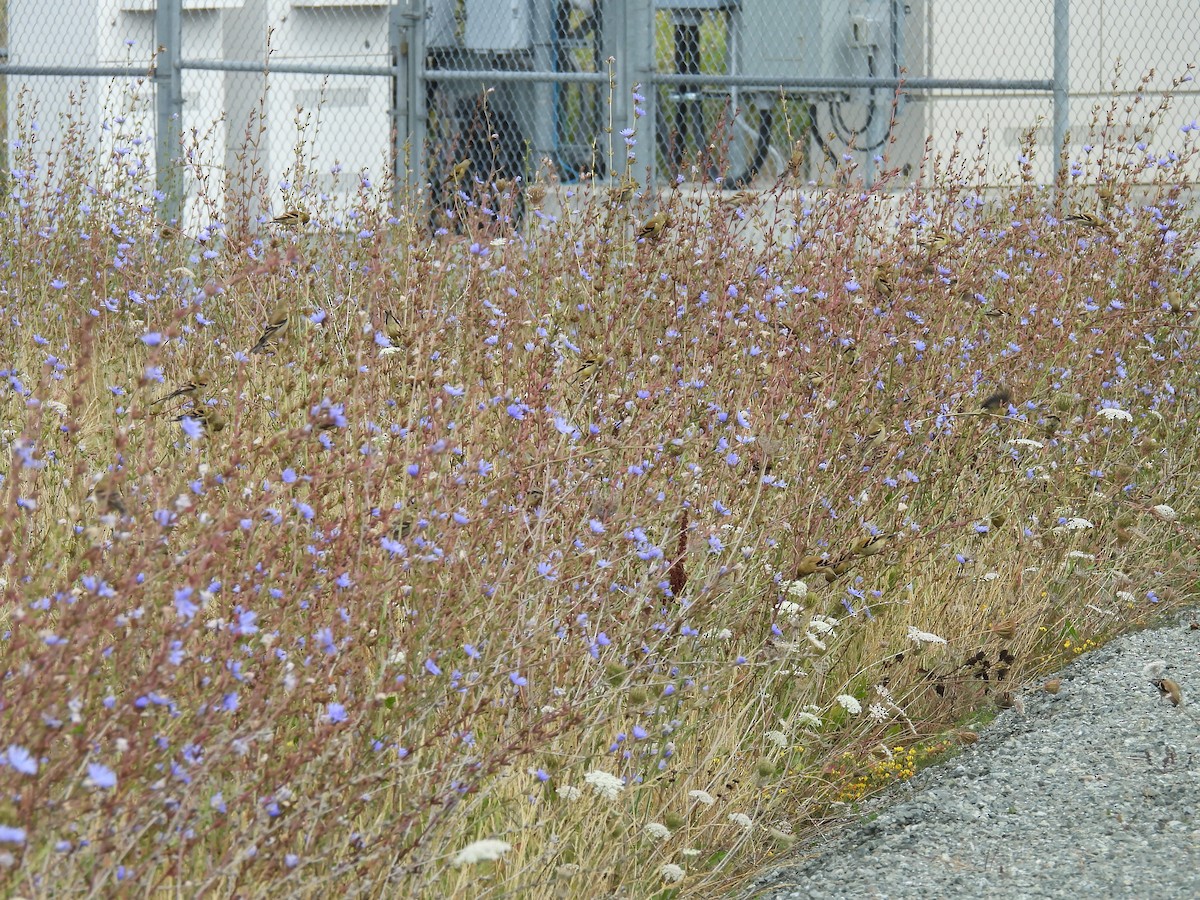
[179,58,394,77]
[652,73,1057,92]
[0,65,153,78]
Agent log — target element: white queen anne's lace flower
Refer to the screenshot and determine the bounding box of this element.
[785,579,809,600]
[453,839,512,867]
[807,615,838,634]
[728,812,754,830]
[795,711,822,728]
[660,863,686,883]
[1057,517,1094,531]
[1151,504,1178,522]
[1097,406,1132,422]
[584,770,624,800]
[644,822,672,841]
[836,694,862,715]
[688,789,715,806]
[779,599,804,625]
[907,625,947,644]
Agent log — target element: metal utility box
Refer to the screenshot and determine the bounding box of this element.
[465,0,532,51]
[224,1,393,208]
[7,0,232,213]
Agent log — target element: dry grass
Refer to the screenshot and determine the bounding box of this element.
[1,70,1199,898]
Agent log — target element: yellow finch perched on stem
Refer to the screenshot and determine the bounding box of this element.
[384,310,405,346]
[873,266,896,300]
[150,370,211,407]
[1064,210,1111,234]
[635,212,671,241]
[919,228,953,255]
[849,532,893,558]
[785,140,805,178]
[250,299,291,355]
[443,159,472,187]
[570,357,601,384]
[271,209,310,228]
[608,176,638,204]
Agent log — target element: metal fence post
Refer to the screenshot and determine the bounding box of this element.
[1052,0,1070,181]
[609,0,656,185]
[393,0,426,199]
[389,1,404,209]
[155,0,184,224]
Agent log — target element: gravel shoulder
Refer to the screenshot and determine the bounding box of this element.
[743,611,1200,900]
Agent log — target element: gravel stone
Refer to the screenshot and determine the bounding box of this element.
[744,612,1200,900]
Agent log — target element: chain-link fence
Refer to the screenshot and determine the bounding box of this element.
[1,0,1197,223]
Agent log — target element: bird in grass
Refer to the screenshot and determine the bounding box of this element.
[861,423,889,456]
[981,387,1013,412]
[569,357,601,384]
[271,209,310,228]
[919,227,954,255]
[384,310,405,346]
[150,369,211,407]
[873,266,896,300]
[785,140,805,179]
[250,299,291,355]
[443,159,472,187]
[172,403,226,435]
[849,531,893,558]
[90,472,126,517]
[1064,210,1110,233]
[608,176,638,204]
[635,212,671,242]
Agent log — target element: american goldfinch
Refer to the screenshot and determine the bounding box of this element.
[785,140,805,178]
[1042,413,1061,437]
[920,228,953,254]
[873,267,895,300]
[1096,182,1115,208]
[570,357,601,383]
[90,472,126,516]
[443,159,472,186]
[795,555,832,577]
[608,176,638,204]
[150,370,211,407]
[1064,210,1106,229]
[384,310,404,346]
[390,514,414,540]
[862,423,889,455]
[849,532,892,558]
[635,212,671,241]
[272,209,310,228]
[172,403,227,434]
[981,387,1012,412]
[250,299,291,355]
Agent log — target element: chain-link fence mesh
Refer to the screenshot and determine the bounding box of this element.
[1,0,1197,220]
